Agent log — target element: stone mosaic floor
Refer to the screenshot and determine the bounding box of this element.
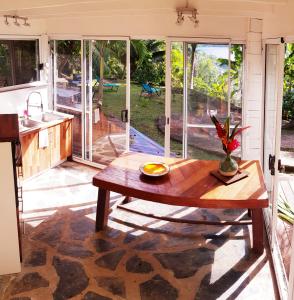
[0,161,279,300]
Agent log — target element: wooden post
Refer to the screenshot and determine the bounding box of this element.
[252,208,264,254]
[96,188,110,231]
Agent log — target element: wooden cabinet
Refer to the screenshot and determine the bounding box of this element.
[20,119,72,180]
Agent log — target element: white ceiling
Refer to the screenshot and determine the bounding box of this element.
[0,0,287,19]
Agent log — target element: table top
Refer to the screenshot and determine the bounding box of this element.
[93,153,269,209]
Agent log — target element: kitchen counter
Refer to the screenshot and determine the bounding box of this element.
[19,111,74,136]
[19,111,74,179]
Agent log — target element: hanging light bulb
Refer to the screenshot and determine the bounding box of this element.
[176,11,184,25]
[4,15,9,25]
[23,18,30,26]
[13,16,20,26]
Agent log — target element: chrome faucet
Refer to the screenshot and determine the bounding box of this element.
[26,91,43,116]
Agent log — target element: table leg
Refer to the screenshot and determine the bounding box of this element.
[252,208,264,254]
[96,188,110,231]
[122,196,131,204]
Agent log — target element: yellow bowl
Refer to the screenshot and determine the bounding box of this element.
[139,162,170,177]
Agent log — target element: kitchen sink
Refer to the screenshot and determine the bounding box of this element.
[32,112,65,123]
[20,119,42,128]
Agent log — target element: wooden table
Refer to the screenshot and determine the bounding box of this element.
[92,153,269,254]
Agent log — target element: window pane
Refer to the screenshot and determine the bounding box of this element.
[171,41,184,158]
[0,41,12,87]
[230,44,243,126]
[187,43,229,126]
[0,40,39,87]
[54,40,82,158]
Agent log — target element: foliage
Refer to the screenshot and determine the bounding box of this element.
[283,43,294,120]
[131,40,165,85]
[0,43,11,81]
[171,43,184,88]
[278,197,294,224]
[56,40,81,77]
[171,44,243,105]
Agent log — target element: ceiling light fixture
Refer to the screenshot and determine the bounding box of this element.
[176,2,199,27]
[3,15,30,27]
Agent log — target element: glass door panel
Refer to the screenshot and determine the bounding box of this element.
[85,39,127,165]
[130,39,165,156]
[186,43,229,126]
[53,40,82,158]
[183,43,244,159]
[170,42,184,158]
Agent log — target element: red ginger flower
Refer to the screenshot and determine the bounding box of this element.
[227,139,240,152]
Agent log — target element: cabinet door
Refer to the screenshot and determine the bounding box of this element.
[60,120,72,160]
[50,120,73,167]
[20,132,51,179]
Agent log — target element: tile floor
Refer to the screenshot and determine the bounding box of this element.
[0,161,279,300]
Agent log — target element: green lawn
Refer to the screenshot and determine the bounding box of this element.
[102,82,220,159]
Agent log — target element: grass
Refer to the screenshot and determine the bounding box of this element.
[101,82,220,159]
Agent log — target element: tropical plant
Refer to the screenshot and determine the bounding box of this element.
[283,43,294,122]
[278,198,294,224]
[210,115,249,155]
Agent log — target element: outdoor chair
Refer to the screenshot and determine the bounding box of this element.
[94,76,119,92]
[140,83,161,97]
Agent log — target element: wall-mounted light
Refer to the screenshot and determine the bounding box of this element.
[3,15,30,27]
[176,7,199,27]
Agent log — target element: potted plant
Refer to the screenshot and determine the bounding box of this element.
[210,115,249,177]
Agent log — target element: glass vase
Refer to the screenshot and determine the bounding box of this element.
[219,154,238,177]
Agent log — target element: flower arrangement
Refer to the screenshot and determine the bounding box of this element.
[210,115,249,155]
[210,115,250,176]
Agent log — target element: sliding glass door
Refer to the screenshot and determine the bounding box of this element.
[51,39,244,164]
[52,38,129,166]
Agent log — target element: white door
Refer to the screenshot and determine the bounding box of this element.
[263,41,287,299]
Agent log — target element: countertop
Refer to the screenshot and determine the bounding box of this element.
[19,112,74,137]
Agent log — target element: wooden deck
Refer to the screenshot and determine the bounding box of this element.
[277,175,294,278]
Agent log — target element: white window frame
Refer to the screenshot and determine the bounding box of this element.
[166,37,246,159]
[0,35,42,92]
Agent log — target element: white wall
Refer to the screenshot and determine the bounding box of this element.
[0,85,48,115]
[0,18,46,36]
[46,14,248,40]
